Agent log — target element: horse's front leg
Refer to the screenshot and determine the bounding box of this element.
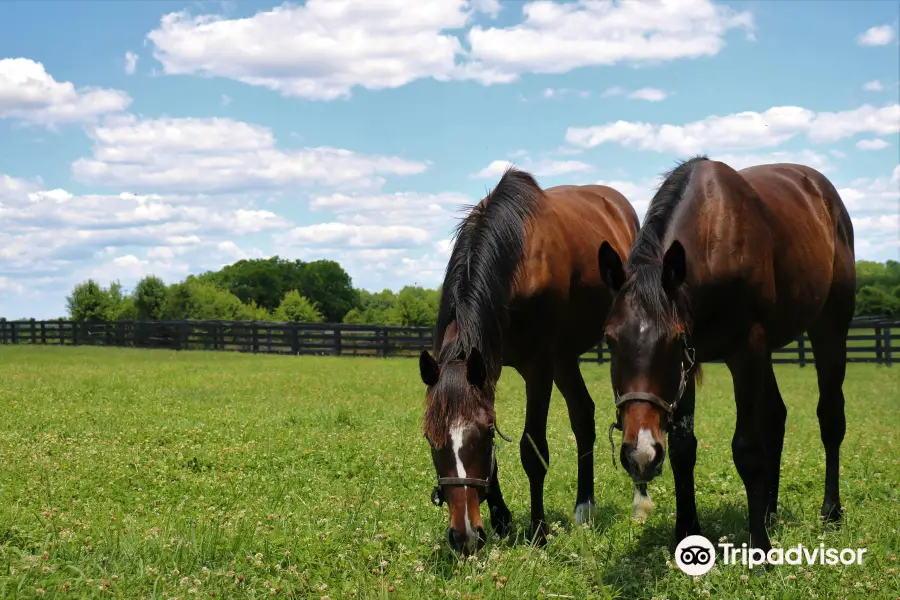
[669,374,701,540]
[485,456,512,538]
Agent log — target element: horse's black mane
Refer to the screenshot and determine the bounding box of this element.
[433,166,543,377]
[625,155,709,329]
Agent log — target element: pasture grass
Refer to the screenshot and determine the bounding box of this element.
[0,346,898,600]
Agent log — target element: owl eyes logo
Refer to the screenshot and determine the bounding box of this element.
[675,535,717,575]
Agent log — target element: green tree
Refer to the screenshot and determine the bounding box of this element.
[66,279,116,321]
[298,260,357,322]
[343,289,402,325]
[856,285,900,317]
[133,275,169,320]
[197,256,357,322]
[395,286,439,327]
[274,290,324,323]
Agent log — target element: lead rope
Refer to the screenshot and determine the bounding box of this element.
[607,420,620,470]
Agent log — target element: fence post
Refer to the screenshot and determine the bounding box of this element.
[40,321,46,344]
[875,325,883,365]
[797,334,806,367]
[30,318,36,344]
[0,317,5,344]
[252,322,260,353]
[10,321,18,345]
[175,321,186,351]
[885,326,893,367]
[290,324,300,355]
[59,319,65,345]
[334,327,343,356]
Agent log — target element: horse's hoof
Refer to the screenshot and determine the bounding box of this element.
[675,520,702,543]
[821,502,843,523]
[574,501,596,526]
[525,521,549,546]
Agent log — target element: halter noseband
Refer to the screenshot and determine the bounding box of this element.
[430,423,511,507]
[607,335,697,469]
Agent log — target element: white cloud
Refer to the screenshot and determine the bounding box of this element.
[0,58,131,126]
[838,165,900,215]
[601,86,627,98]
[471,0,502,18]
[147,0,494,100]
[71,115,430,193]
[124,51,139,75]
[537,87,590,100]
[146,0,753,99]
[565,103,900,154]
[857,24,896,46]
[863,79,884,91]
[473,157,592,179]
[460,0,754,84]
[0,173,292,291]
[628,88,669,102]
[856,138,890,150]
[309,190,471,233]
[276,223,431,249]
[0,277,25,297]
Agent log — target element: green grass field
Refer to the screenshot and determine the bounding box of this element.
[0,346,897,600]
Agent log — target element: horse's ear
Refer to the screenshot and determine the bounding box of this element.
[466,347,487,389]
[419,350,439,387]
[598,241,625,291]
[662,240,687,294]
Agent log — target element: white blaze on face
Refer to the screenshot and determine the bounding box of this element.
[633,428,657,469]
[449,423,476,547]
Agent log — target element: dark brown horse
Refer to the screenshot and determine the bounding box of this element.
[598,156,855,553]
[419,167,639,555]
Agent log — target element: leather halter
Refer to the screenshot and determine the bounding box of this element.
[430,423,511,507]
[607,335,697,469]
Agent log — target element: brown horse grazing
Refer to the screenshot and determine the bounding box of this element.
[419,167,639,555]
[597,156,856,554]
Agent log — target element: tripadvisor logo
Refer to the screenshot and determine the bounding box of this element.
[675,535,868,574]
[675,535,717,575]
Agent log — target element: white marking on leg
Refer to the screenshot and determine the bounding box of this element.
[633,484,654,522]
[575,501,596,526]
[450,423,476,550]
[633,428,656,470]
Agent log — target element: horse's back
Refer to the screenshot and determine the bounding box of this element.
[509,183,639,357]
[738,162,856,289]
[678,160,854,348]
[541,183,639,255]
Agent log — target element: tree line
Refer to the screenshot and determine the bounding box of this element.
[60,256,441,327]
[10,257,900,326]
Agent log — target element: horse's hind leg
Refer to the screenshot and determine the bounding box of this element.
[762,358,787,523]
[808,290,853,523]
[553,356,597,525]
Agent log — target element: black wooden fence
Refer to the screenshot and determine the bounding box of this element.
[0,317,895,365]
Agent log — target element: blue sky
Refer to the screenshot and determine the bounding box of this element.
[0,0,898,319]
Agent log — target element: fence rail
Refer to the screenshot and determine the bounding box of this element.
[0,317,896,365]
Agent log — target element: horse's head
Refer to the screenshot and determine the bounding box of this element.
[420,333,498,556]
[598,239,696,484]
